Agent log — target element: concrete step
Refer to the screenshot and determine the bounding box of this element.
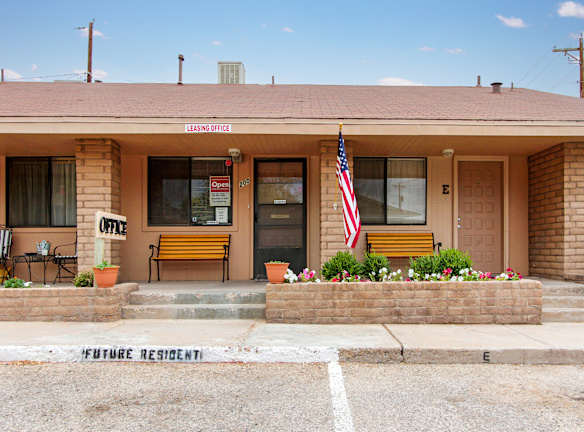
[122,304,266,320]
[542,285,584,296]
[543,296,584,308]
[129,291,266,306]
[542,308,584,323]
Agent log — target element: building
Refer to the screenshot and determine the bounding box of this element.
[1,82,584,282]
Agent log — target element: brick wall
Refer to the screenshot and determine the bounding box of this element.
[0,283,138,322]
[528,143,584,280]
[76,139,122,272]
[266,280,542,324]
[320,139,353,266]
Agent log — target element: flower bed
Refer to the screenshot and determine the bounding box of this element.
[0,283,138,322]
[266,280,542,325]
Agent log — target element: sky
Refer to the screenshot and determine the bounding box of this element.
[2,0,584,97]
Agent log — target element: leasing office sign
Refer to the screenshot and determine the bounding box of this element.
[185,124,231,133]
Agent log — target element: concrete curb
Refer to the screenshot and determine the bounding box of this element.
[2,344,584,365]
[0,345,340,364]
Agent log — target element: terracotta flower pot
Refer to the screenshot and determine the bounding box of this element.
[93,266,120,288]
[264,262,290,284]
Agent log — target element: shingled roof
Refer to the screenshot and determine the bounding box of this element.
[1,82,584,122]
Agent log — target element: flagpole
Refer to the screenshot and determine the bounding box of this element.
[334,123,342,211]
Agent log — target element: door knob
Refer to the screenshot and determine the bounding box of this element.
[457,224,461,229]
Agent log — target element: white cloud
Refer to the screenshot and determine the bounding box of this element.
[79,27,107,39]
[495,14,528,28]
[446,48,466,54]
[3,69,22,80]
[559,1,584,18]
[193,52,212,64]
[282,27,294,33]
[362,60,373,63]
[570,31,584,38]
[378,77,425,86]
[31,64,38,71]
[211,41,222,45]
[92,69,108,79]
[419,46,434,52]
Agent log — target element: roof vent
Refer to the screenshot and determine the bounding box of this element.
[491,82,502,93]
[178,54,184,85]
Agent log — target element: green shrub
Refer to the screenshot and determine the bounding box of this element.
[409,253,439,275]
[3,277,26,288]
[435,248,473,276]
[73,270,94,287]
[410,248,473,278]
[363,252,391,281]
[320,251,363,281]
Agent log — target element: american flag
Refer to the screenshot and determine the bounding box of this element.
[336,131,361,248]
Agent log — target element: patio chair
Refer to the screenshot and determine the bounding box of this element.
[0,227,12,282]
[52,236,77,283]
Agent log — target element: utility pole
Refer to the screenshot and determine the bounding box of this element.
[75,19,95,83]
[553,36,584,98]
[87,20,93,83]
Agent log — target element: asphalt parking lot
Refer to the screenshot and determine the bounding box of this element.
[2,362,584,432]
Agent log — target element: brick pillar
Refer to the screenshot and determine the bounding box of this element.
[528,142,584,280]
[562,143,584,277]
[320,140,353,266]
[76,139,121,271]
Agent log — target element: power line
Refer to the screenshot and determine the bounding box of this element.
[548,68,578,92]
[524,55,560,89]
[515,49,552,87]
[4,73,85,81]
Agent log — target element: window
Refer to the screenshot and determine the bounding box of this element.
[7,157,77,227]
[354,158,426,225]
[148,157,233,226]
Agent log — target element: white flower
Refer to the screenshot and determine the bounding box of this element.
[24,281,32,287]
[425,274,430,280]
[315,279,321,283]
[397,269,401,274]
[408,269,414,277]
[451,275,457,281]
[458,276,464,281]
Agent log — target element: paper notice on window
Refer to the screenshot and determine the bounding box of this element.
[216,207,228,223]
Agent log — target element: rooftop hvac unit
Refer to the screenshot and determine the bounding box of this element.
[217,62,245,84]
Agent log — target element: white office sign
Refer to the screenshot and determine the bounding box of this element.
[185,124,232,133]
[95,211,127,241]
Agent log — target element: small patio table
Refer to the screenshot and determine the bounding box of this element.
[12,253,54,285]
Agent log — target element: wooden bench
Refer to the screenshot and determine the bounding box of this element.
[148,235,230,283]
[366,233,441,258]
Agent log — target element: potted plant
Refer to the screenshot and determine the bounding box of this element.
[92,260,119,288]
[264,261,290,284]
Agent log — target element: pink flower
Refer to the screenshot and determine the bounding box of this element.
[406,278,411,281]
[506,268,512,272]
[485,272,491,278]
[309,271,315,279]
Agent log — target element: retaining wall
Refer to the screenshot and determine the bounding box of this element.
[266,280,543,324]
[0,283,138,322]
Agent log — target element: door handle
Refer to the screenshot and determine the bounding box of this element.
[457,224,461,229]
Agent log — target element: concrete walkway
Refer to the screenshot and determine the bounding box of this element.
[1,320,584,365]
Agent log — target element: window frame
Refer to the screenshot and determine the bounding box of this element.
[354,157,428,226]
[147,156,234,227]
[6,156,77,228]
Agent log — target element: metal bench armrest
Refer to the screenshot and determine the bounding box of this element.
[149,244,159,259]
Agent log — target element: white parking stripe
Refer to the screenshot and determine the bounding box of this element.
[328,362,355,432]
